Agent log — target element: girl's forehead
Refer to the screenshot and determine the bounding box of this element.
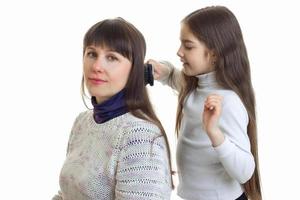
[180,32,198,43]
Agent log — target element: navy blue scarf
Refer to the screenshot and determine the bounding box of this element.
[91,90,128,124]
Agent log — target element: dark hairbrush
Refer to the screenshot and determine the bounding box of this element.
[144,63,154,86]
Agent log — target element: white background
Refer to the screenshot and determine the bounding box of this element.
[0,0,299,199]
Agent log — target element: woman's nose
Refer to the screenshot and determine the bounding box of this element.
[92,58,105,72]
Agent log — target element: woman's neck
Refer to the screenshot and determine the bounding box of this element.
[91,89,128,124]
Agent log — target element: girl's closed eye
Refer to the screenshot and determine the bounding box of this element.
[184,45,193,50]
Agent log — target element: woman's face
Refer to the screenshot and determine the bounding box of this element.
[177,23,215,76]
[83,45,132,103]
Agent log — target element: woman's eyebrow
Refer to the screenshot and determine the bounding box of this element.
[181,39,194,44]
[86,46,96,51]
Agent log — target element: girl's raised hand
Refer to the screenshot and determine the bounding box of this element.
[203,94,223,136]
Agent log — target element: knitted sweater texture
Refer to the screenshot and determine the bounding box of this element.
[53,111,171,200]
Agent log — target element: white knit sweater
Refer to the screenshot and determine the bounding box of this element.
[160,62,255,200]
[53,111,172,200]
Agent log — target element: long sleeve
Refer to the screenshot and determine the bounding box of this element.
[176,72,252,199]
[52,113,82,200]
[158,61,182,92]
[115,122,172,200]
[214,93,255,184]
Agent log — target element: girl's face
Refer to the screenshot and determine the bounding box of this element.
[177,23,215,76]
[83,45,132,103]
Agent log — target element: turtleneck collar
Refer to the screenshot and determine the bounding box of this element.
[196,71,218,88]
[91,89,128,124]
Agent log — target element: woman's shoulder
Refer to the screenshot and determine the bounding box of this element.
[73,110,92,123]
[117,113,165,146]
[118,113,167,152]
[69,110,94,131]
[122,113,162,137]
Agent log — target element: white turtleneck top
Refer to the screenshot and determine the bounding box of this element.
[160,62,255,200]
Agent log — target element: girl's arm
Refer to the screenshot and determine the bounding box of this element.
[203,93,255,184]
[148,59,182,92]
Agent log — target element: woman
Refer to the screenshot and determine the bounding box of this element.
[53,17,173,200]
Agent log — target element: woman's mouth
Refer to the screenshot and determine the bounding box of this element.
[88,78,107,85]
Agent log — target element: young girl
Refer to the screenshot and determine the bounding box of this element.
[53,18,173,200]
[149,6,262,200]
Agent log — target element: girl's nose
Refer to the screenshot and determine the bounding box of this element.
[177,46,184,58]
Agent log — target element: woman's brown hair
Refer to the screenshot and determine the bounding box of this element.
[176,6,261,199]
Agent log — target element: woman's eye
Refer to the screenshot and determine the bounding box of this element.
[107,55,118,61]
[87,51,97,58]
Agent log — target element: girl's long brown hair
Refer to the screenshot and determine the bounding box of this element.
[81,18,174,188]
[176,6,261,199]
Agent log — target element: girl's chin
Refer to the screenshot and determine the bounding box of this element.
[182,68,195,76]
